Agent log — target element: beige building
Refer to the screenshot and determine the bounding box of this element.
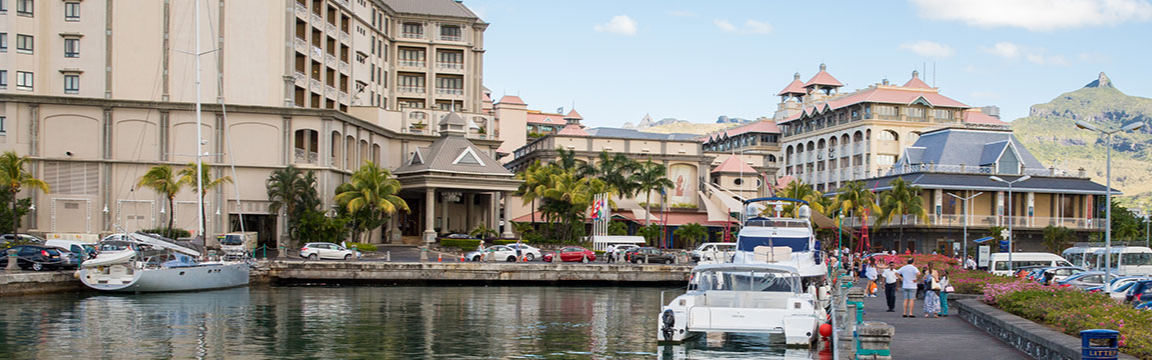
[0,0,511,247]
[774,65,1006,193]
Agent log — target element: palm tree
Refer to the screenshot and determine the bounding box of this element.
[833,181,880,247]
[630,159,674,225]
[178,163,234,236]
[877,178,929,245]
[1042,225,1074,254]
[266,165,309,249]
[674,223,708,249]
[539,167,607,242]
[516,161,550,225]
[775,180,827,216]
[0,151,50,239]
[333,161,410,243]
[137,164,182,236]
[580,150,638,197]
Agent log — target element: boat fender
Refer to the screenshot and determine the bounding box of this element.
[660,309,676,341]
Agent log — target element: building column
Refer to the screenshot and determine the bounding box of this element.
[441,190,450,233]
[423,187,437,245]
[489,192,498,235]
[465,193,474,233]
[501,192,514,238]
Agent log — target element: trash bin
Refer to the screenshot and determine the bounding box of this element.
[1081,329,1120,360]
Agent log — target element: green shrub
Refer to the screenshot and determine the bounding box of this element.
[439,238,481,249]
[670,202,698,209]
[492,239,528,245]
[141,227,191,239]
[345,242,377,252]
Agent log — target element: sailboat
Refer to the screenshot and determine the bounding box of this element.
[78,0,250,292]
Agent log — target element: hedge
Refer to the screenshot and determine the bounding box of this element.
[439,238,481,249]
[345,242,377,252]
[492,239,528,245]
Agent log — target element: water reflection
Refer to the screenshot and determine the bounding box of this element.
[0,286,823,359]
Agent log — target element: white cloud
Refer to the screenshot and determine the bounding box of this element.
[982,42,1070,66]
[909,0,1152,31]
[713,19,773,34]
[667,10,696,17]
[984,42,1021,58]
[594,15,638,36]
[899,40,954,58]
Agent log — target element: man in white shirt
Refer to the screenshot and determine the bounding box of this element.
[606,244,616,263]
[881,261,900,312]
[896,258,921,318]
[965,255,977,270]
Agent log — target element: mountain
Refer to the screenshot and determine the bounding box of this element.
[1013,72,1152,206]
[717,115,753,124]
[642,122,734,135]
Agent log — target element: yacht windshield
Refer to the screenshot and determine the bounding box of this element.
[738,236,809,253]
[693,270,801,293]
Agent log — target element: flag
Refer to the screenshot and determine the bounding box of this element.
[591,195,601,220]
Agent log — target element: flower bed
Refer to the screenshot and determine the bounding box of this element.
[983,281,1152,358]
[948,268,1023,295]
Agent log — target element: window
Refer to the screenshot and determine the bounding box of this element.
[16,0,30,16]
[0,0,6,12]
[64,74,79,94]
[933,109,952,120]
[16,71,32,90]
[16,34,32,53]
[907,107,926,118]
[64,2,80,21]
[877,155,896,165]
[0,116,5,133]
[879,130,898,141]
[64,38,79,58]
[402,23,422,38]
[436,76,462,90]
[440,25,462,41]
[0,70,6,88]
[876,105,898,117]
[0,33,6,52]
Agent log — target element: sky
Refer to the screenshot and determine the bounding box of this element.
[465,0,1152,128]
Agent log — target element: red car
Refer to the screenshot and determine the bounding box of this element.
[543,246,596,263]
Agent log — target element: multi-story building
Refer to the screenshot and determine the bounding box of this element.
[701,119,782,197]
[843,124,1109,255]
[774,64,1006,193]
[0,0,515,247]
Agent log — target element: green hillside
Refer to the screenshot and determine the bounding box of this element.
[1013,73,1152,207]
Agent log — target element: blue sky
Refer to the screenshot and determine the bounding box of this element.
[466,0,1152,128]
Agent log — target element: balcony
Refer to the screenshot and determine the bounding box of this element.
[398,86,426,94]
[309,79,322,93]
[338,91,348,103]
[436,62,464,71]
[325,86,337,99]
[294,38,309,53]
[294,148,319,164]
[399,60,426,68]
[402,32,424,40]
[311,13,323,26]
[853,143,863,155]
[294,3,308,19]
[326,23,337,34]
[440,35,463,42]
[311,46,323,59]
[339,61,349,74]
[340,31,349,43]
[325,54,337,66]
[436,88,464,96]
[293,72,307,87]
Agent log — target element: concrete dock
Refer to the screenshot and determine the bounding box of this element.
[267,261,693,285]
[0,270,85,296]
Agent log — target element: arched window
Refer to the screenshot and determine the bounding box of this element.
[908,131,921,142]
[880,130,899,141]
[293,129,319,164]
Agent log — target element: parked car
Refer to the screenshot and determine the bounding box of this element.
[990,252,1074,277]
[0,234,46,246]
[1124,280,1152,304]
[1057,271,1119,291]
[466,245,520,262]
[44,239,98,259]
[1089,279,1146,302]
[46,246,81,269]
[299,242,358,260]
[690,243,736,262]
[0,245,64,271]
[543,246,595,263]
[444,233,475,239]
[505,244,542,261]
[1032,266,1087,284]
[628,247,675,264]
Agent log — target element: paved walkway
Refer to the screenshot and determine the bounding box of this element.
[853,280,1029,359]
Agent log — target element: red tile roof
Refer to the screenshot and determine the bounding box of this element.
[557,124,589,136]
[711,155,758,174]
[962,110,1009,125]
[513,210,734,227]
[497,95,526,105]
[779,87,969,124]
[902,76,933,89]
[526,113,564,125]
[777,73,807,96]
[702,120,782,142]
[565,109,583,119]
[805,70,843,88]
[775,175,795,188]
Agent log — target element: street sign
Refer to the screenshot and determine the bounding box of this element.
[952,242,961,256]
[1000,229,1010,239]
[999,240,1009,253]
[978,246,990,268]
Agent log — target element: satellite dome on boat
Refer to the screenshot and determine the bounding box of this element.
[797,205,811,219]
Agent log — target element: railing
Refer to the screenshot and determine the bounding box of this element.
[440,35,463,42]
[436,88,464,95]
[311,46,323,59]
[842,214,1105,230]
[398,86,425,93]
[402,32,424,39]
[295,3,308,18]
[294,149,319,164]
[436,62,464,70]
[325,23,337,34]
[879,163,1082,178]
[311,13,324,26]
[399,60,425,68]
[294,38,308,53]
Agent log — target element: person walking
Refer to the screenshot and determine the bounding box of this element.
[515,239,523,262]
[606,244,616,263]
[939,270,952,317]
[864,258,879,297]
[897,258,920,318]
[882,261,899,312]
[923,263,941,318]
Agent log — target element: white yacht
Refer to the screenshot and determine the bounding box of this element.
[79,232,249,292]
[657,264,823,346]
[730,197,828,286]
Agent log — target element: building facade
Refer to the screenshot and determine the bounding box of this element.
[0,0,507,247]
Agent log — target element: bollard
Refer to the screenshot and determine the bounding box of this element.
[1081,329,1120,360]
[350,246,359,262]
[460,253,465,262]
[645,254,649,264]
[6,249,19,272]
[419,247,428,262]
[857,321,895,360]
[847,287,866,316]
[386,250,391,262]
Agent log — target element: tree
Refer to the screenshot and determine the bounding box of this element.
[775,180,826,217]
[516,160,549,225]
[538,166,607,243]
[266,165,312,246]
[469,224,497,240]
[137,164,182,238]
[834,181,880,223]
[0,194,31,235]
[674,223,708,249]
[631,159,674,225]
[1042,225,1074,254]
[0,152,49,240]
[1109,199,1143,242]
[333,161,409,243]
[177,163,233,237]
[877,177,929,245]
[638,224,663,246]
[580,150,639,197]
[608,221,629,236]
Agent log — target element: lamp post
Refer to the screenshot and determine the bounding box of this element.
[990,175,1031,275]
[1076,120,1143,292]
[838,210,844,252]
[948,191,984,259]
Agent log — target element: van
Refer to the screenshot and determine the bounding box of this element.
[691,242,737,263]
[1089,246,1152,276]
[989,252,1074,276]
[44,239,98,258]
[218,232,258,258]
[1062,246,1102,269]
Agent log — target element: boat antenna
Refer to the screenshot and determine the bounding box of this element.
[194,0,205,249]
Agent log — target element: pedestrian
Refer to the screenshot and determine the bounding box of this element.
[606,244,616,263]
[882,261,899,312]
[515,239,523,262]
[865,258,879,297]
[939,270,952,317]
[923,263,941,318]
[897,258,920,318]
[965,255,977,270]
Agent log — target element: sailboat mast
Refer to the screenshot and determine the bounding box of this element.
[194,0,205,242]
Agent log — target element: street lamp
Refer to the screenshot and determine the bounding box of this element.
[948,191,983,259]
[990,175,1031,275]
[1076,120,1144,292]
[838,210,844,252]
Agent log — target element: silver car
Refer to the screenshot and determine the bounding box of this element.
[465,245,520,262]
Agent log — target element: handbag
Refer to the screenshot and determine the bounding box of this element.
[931,278,942,291]
[945,285,955,292]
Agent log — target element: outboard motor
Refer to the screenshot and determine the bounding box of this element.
[661,309,676,341]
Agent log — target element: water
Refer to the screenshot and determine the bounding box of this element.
[0,286,828,359]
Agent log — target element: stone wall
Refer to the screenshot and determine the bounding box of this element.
[954,299,1138,360]
[268,261,692,284]
[0,271,86,296]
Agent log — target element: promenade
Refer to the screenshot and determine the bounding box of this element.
[854,279,1028,359]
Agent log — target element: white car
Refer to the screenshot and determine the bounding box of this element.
[505,244,542,261]
[466,245,520,262]
[299,242,358,260]
[690,242,736,263]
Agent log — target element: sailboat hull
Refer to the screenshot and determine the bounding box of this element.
[80,262,250,293]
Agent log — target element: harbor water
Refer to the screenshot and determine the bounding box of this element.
[0,286,828,359]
